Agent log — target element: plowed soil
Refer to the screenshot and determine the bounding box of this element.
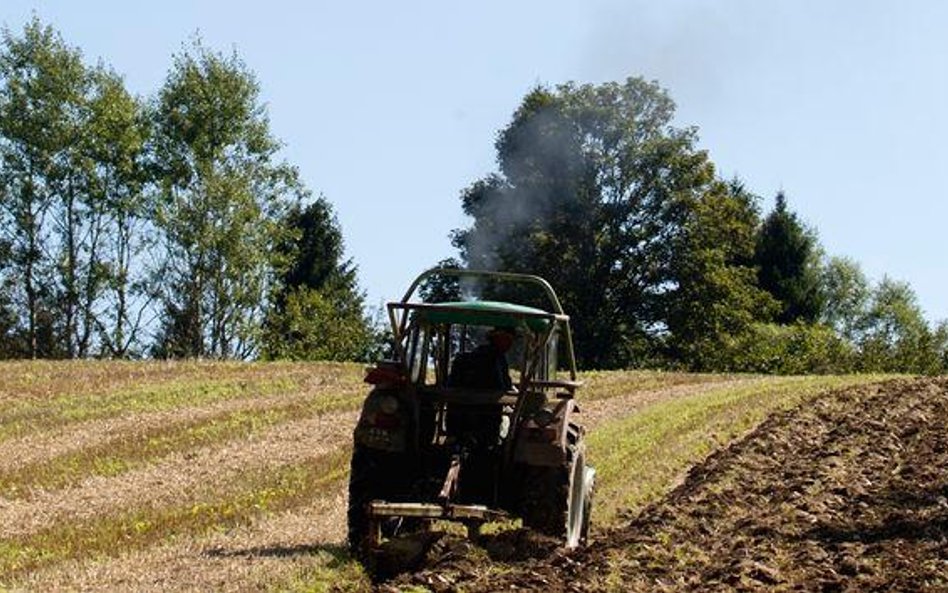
[385,378,948,592]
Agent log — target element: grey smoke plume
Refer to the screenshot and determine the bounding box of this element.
[459,101,584,273]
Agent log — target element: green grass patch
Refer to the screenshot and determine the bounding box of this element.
[579,369,739,402]
[587,374,888,525]
[0,361,368,445]
[0,386,367,497]
[277,550,372,593]
[0,377,300,442]
[0,448,353,585]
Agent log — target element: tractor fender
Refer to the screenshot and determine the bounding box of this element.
[512,397,584,467]
[353,388,410,453]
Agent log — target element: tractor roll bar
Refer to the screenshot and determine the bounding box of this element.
[399,268,568,315]
[391,268,579,378]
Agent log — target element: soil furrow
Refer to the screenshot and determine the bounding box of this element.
[397,378,947,593]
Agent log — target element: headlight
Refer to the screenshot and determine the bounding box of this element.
[533,408,555,427]
[378,395,400,414]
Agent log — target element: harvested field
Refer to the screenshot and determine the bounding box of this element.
[392,377,948,592]
[0,361,897,591]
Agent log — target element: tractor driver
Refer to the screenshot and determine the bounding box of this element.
[448,326,516,391]
[484,326,515,391]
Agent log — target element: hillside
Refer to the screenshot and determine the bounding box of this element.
[0,361,887,591]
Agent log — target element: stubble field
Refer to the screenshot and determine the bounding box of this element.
[0,361,919,592]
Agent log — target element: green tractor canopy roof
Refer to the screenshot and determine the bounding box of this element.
[412,300,554,332]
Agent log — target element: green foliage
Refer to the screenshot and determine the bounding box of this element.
[858,277,945,374]
[812,259,946,374]
[0,18,85,357]
[819,255,871,341]
[753,193,824,323]
[151,37,302,359]
[0,20,372,363]
[418,258,463,303]
[716,322,855,374]
[0,19,154,359]
[277,198,356,294]
[263,287,372,361]
[0,19,942,374]
[83,66,153,358]
[665,180,777,370]
[262,199,374,361]
[453,79,769,369]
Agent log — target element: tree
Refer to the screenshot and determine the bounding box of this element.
[151,38,300,359]
[665,179,777,369]
[262,198,373,361]
[82,66,153,357]
[859,277,944,374]
[419,258,462,303]
[819,255,871,342]
[0,18,87,357]
[453,79,769,369]
[0,236,19,357]
[275,197,357,298]
[0,19,158,359]
[753,192,824,324]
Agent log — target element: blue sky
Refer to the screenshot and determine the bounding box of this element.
[4,1,947,321]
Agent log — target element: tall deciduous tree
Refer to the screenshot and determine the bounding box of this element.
[453,79,769,369]
[0,18,88,358]
[0,236,18,357]
[0,19,157,359]
[859,277,943,374]
[753,192,824,324]
[819,255,871,342]
[665,179,776,369]
[82,66,153,357]
[151,38,300,359]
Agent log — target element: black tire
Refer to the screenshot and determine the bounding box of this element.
[347,445,376,554]
[519,444,590,548]
[347,445,407,555]
[519,462,568,537]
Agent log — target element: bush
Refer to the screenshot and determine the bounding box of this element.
[718,322,855,375]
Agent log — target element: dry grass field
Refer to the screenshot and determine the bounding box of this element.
[0,361,890,592]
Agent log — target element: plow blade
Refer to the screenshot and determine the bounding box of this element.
[365,501,508,546]
[361,501,509,576]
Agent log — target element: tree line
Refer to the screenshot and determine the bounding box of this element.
[446,80,948,374]
[2,19,945,374]
[0,19,374,360]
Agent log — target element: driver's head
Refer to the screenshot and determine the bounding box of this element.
[488,326,516,352]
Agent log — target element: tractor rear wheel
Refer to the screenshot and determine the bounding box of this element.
[347,445,407,555]
[564,450,589,548]
[519,443,592,547]
[347,446,375,554]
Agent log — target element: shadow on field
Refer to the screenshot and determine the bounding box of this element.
[203,542,349,563]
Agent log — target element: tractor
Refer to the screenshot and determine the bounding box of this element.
[348,268,594,565]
